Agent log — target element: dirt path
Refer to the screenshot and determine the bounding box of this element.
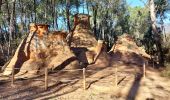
[0,62,170,100]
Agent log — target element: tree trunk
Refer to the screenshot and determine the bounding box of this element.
[86,0,89,14]
[66,0,71,32]
[52,0,58,29]
[34,0,36,23]
[9,0,16,40]
[149,0,164,66]
[76,0,79,13]
[83,0,85,13]
[2,21,8,44]
[19,0,24,35]
[150,0,158,34]
[5,0,10,30]
[0,0,2,11]
[44,0,48,22]
[92,5,97,35]
[7,0,16,59]
[24,11,27,31]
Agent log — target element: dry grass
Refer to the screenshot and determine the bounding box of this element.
[161,63,170,77]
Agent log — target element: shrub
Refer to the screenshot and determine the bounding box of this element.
[161,63,170,77]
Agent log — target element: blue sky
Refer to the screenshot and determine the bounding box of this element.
[127,0,146,7]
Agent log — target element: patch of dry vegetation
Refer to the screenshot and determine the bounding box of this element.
[161,63,170,77]
[161,34,170,77]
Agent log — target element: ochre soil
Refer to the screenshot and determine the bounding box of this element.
[0,34,170,100]
[0,60,170,100]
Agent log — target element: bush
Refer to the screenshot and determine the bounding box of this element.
[161,63,170,77]
[163,34,170,62]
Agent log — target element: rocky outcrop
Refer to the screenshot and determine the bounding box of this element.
[109,34,150,65]
[3,23,79,78]
[2,14,111,77]
[71,14,110,65]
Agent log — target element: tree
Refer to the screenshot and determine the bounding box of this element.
[0,0,2,11]
[149,0,169,66]
[52,0,58,29]
[128,6,150,39]
[66,0,71,32]
[34,0,36,22]
[92,4,97,35]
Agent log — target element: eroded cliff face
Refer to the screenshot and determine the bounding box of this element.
[109,33,150,65]
[71,14,110,66]
[2,14,111,78]
[3,23,79,78]
[71,14,97,48]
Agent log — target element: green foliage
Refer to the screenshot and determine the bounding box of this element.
[128,6,150,39]
[143,26,155,54]
[154,0,169,17]
[163,34,170,62]
[86,0,131,47]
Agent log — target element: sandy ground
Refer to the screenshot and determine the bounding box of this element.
[0,61,170,100]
